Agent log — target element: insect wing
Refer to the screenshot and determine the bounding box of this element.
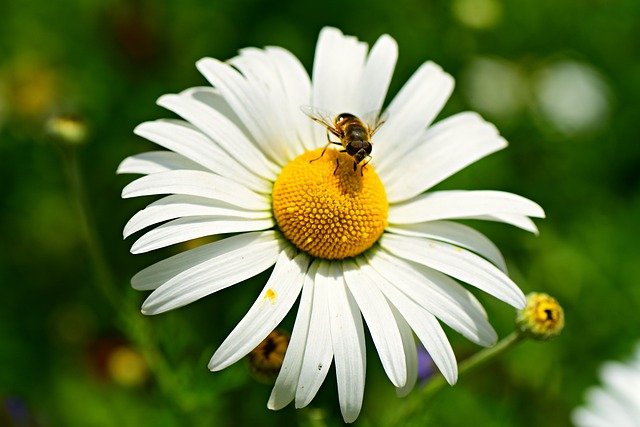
[360,109,388,136]
[300,105,337,130]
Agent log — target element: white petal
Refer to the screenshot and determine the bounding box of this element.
[386,220,507,272]
[382,113,508,202]
[389,190,545,225]
[343,259,407,387]
[376,286,457,385]
[354,34,398,116]
[124,195,271,238]
[130,216,274,254]
[475,213,541,234]
[157,92,278,180]
[600,362,640,418]
[580,388,637,427]
[380,233,526,309]
[312,27,367,115]
[121,170,270,211]
[268,261,319,410]
[228,49,295,164]
[368,249,497,346]
[117,151,205,175]
[392,306,418,397]
[572,407,614,427]
[134,120,271,194]
[357,259,458,385]
[374,62,454,170]
[295,261,334,408]
[328,263,366,423]
[179,86,249,136]
[132,231,277,290]
[196,57,291,167]
[208,250,310,371]
[264,46,318,152]
[138,231,284,312]
[232,46,317,157]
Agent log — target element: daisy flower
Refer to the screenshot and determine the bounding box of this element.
[572,344,640,427]
[119,27,544,422]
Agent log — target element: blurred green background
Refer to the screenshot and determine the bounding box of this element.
[1,0,639,425]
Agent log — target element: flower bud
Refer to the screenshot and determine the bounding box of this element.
[45,114,88,145]
[87,338,149,387]
[107,346,149,387]
[247,329,289,384]
[517,292,564,340]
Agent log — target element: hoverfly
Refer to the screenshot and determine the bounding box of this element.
[301,106,386,175]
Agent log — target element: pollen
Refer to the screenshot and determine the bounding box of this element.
[264,288,277,304]
[272,148,388,260]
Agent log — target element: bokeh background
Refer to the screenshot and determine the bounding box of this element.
[1,0,639,425]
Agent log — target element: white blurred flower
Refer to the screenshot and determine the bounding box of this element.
[534,60,611,136]
[120,27,544,423]
[573,344,640,427]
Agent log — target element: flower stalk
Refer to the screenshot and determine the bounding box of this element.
[389,331,525,424]
[58,140,206,420]
[390,292,564,424]
[62,146,119,307]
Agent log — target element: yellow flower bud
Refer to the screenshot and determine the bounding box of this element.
[107,345,149,388]
[247,329,290,384]
[517,292,564,340]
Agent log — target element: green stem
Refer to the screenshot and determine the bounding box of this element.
[61,146,197,415]
[63,148,120,308]
[461,331,523,371]
[389,331,525,424]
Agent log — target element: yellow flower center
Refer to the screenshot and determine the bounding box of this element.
[272,148,388,260]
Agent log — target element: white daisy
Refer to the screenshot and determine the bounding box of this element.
[572,344,640,427]
[119,27,544,423]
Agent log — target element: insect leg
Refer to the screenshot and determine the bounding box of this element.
[309,129,342,163]
[310,141,331,163]
[360,156,372,176]
[333,158,340,175]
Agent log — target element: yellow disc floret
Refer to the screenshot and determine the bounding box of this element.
[272,148,388,260]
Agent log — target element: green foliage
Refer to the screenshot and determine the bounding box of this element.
[1,0,639,425]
